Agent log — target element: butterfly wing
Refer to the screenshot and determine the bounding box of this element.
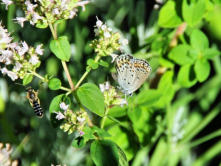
[115,54,136,95]
[128,59,151,94]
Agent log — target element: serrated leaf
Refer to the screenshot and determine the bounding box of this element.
[23,74,33,85]
[194,59,210,82]
[117,145,128,166]
[50,36,71,61]
[190,29,209,51]
[158,1,182,28]
[49,94,64,113]
[90,140,119,166]
[77,83,105,117]
[48,78,61,90]
[168,45,194,65]
[178,64,197,87]
[182,0,205,26]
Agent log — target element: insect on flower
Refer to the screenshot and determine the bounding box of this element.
[26,87,43,118]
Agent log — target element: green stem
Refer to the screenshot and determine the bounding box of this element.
[107,115,129,129]
[101,106,109,129]
[189,129,221,148]
[61,61,75,90]
[31,71,71,92]
[179,105,220,145]
[75,55,101,90]
[49,23,57,39]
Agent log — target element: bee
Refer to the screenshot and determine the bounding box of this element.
[26,87,43,118]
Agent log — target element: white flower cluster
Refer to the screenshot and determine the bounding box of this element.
[2,0,90,27]
[99,81,128,107]
[91,18,129,57]
[54,102,87,135]
[0,143,19,166]
[0,23,43,81]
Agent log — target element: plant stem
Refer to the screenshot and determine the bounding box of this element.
[49,23,57,39]
[49,22,75,91]
[75,55,101,89]
[61,61,75,90]
[101,107,109,129]
[31,71,71,92]
[189,129,221,148]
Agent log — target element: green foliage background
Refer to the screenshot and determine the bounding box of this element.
[0,0,221,165]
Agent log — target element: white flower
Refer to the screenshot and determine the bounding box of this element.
[0,50,13,65]
[25,0,37,13]
[35,44,43,55]
[96,19,103,28]
[120,99,128,107]
[1,67,18,81]
[13,62,22,72]
[29,55,39,65]
[104,32,111,38]
[14,17,27,27]
[7,70,18,81]
[60,102,69,111]
[52,8,60,15]
[77,117,85,123]
[22,41,29,53]
[32,13,43,24]
[1,0,13,9]
[1,67,8,74]
[55,111,65,120]
[79,130,85,136]
[16,42,28,56]
[76,1,90,11]
[101,25,107,31]
[121,39,128,46]
[69,10,77,19]
[99,82,110,92]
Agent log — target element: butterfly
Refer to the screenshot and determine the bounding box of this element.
[112,54,151,95]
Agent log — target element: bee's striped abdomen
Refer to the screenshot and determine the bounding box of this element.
[33,101,43,117]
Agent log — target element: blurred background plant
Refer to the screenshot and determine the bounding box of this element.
[0,0,221,166]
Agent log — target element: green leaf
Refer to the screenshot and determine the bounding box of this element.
[204,48,220,60]
[135,89,162,106]
[178,64,197,87]
[72,137,85,148]
[23,74,33,85]
[182,0,205,26]
[190,29,209,51]
[48,78,61,90]
[83,126,96,143]
[92,126,111,138]
[156,71,175,108]
[194,59,210,82]
[99,60,109,68]
[159,57,174,68]
[168,45,194,65]
[49,94,64,113]
[49,36,71,61]
[77,83,105,117]
[87,59,99,69]
[90,140,119,166]
[46,57,59,76]
[158,1,183,28]
[117,145,128,166]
